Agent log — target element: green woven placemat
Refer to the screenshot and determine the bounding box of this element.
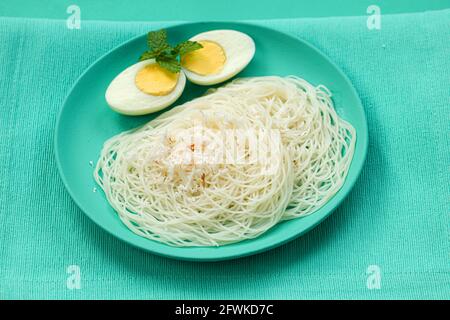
[0,10,449,299]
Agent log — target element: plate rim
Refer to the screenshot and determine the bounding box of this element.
[54,21,369,261]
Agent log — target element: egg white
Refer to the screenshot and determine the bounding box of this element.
[105,60,186,116]
[182,30,255,86]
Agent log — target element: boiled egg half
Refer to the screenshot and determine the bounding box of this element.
[105,60,186,115]
[181,30,255,85]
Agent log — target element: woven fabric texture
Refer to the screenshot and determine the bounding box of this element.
[0,10,449,299]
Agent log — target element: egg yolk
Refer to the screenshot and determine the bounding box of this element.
[135,64,179,96]
[181,40,226,75]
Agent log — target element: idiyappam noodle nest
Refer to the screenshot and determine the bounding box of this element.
[94,76,355,246]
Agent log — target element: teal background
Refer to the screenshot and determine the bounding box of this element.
[1,0,450,20]
[0,1,449,300]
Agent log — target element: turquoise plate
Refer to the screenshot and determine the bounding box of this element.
[55,22,368,261]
